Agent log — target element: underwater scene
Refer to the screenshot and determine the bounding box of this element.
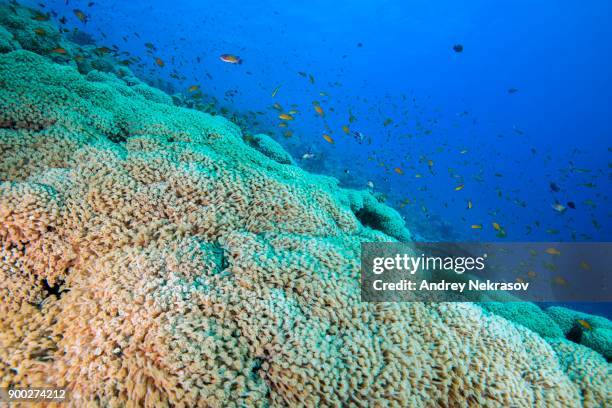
[0,0,610,406]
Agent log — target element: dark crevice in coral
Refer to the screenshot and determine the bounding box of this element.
[220,249,229,270]
[6,241,27,256]
[251,357,263,376]
[354,207,384,233]
[0,118,56,132]
[108,132,128,144]
[41,278,65,300]
[565,323,584,344]
[108,123,130,144]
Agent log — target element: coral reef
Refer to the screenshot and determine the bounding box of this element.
[0,4,609,407]
[480,302,564,339]
[547,306,612,360]
[246,133,296,165]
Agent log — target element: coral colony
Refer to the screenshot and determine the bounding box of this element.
[0,3,609,407]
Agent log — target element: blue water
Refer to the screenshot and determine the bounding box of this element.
[26,0,611,315]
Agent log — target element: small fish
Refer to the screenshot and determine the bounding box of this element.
[288,110,298,115]
[342,125,350,134]
[49,47,67,54]
[452,44,464,53]
[467,200,472,209]
[313,104,324,116]
[549,182,560,192]
[309,74,315,84]
[32,11,50,21]
[271,85,281,97]
[508,88,519,94]
[516,277,526,284]
[220,54,242,64]
[492,222,502,231]
[383,118,393,126]
[580,261,591,271]
[527,271,537,278]
[577,319,592,331]
[278,113,294,121]
[367,181,374,189]
[399,198,411,208]
[553,276,568,286]
[144,42,156,50]
[278,122,288,128]
[155,57,165,67]
[351,130,369,144]
[394,167,404,175]
[95,46,111,55]
[272,102,282,111]
[283,130,293,138]
[323,134,334,144]
[551,203,566,213]
[545,248,561,256]
[471,224,483,229]
[188,85,200,93]
[567,201,576,209]
[73,9,88,23]
[302,152,315,160]
[455,184,465,191]
[34,28,47,36]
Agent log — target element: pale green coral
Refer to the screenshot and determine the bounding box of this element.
[0,4,73,58]
[480,302,564,338]
[247,133,295,165]
[0,25,19,53]
[547,306,612,360]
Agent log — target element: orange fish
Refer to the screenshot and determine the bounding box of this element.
[342,125,350,134]
[73,9,88,23]
[220,54,242,64]
[278,113,294,121]
[34,28,47,36]
[471,224,483,229]
[577,319,592,330]
[394,167,404,175]
[155,57,165,67]
[545,248,561,256]
[283,130,293,138]
[278,122,288,128]
[188,85,200,93]
[50,47,67,54]
[323,134,334,144]
[313,104,324,116]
